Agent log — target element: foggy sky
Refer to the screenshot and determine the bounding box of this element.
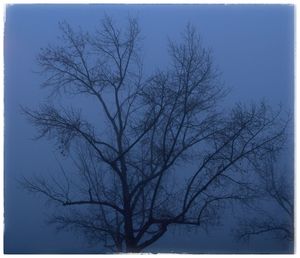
[4,4,294,253]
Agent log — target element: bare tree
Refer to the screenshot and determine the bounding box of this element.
[22,17,288,253]
[236,155,293,242]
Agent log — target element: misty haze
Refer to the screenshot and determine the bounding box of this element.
[4,4,294,254]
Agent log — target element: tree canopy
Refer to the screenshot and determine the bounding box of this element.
[22,16,290,252]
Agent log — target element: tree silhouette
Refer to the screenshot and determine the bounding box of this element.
[236,155,293,242]
[22,16,289,252]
